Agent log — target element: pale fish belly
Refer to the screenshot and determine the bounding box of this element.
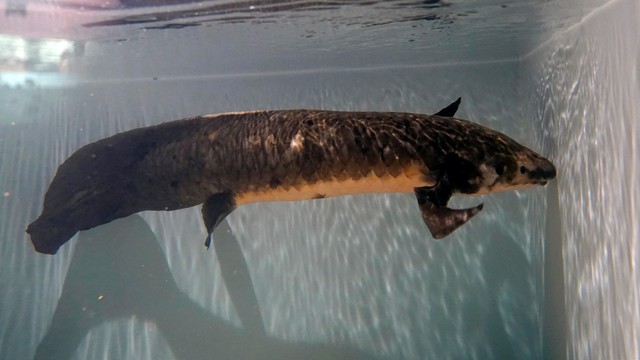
[234,165,435,205]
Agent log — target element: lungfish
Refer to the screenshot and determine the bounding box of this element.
[27,99,556,254]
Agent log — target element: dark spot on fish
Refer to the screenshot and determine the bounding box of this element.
[354,135,363,150]
[170,180,179,189]
[444,154,481,194]
[382,146,396,166]
[313,193,326,199]
[269,178,282,189]
[306,120,314,126]
[520,166,527,174]
[495,163,505,176]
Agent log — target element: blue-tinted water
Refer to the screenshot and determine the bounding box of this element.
[1,0,637,359]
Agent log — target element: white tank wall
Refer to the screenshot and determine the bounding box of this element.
[521,0,640,358]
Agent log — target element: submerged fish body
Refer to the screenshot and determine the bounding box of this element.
[27,101,556,254]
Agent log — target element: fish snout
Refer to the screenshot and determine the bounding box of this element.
[528,158,556,185]
[26,217,75,255]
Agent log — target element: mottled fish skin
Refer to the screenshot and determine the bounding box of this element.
[141,110,436,201]
[27,109,556,254]
[137,110,545,197]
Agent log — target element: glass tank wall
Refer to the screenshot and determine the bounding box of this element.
[0,0,637,359]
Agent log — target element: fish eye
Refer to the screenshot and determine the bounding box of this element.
[520,166,527,174]
[495,163,505,176]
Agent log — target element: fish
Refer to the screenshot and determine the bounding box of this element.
[26,98,556,254]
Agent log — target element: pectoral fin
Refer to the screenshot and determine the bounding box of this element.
[433,97,462,117]
[202,192,236,249]
[414,186,483,239]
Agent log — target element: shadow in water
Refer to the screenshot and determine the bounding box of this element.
[542,183,567,360]
[476,236,528,359]
[457,228,538,359]
[213,220,266,339]
[33,215,376,360]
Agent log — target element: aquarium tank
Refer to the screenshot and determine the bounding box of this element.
[0,0,638,359]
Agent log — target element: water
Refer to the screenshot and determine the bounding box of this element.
[1,0,637,359]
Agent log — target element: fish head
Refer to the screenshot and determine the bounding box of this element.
[27,215,81,255]
[440,120,556,196]
[474,147,556,195]
[26,138,142,254]
[470,129,557,195]
[27,182,128,254]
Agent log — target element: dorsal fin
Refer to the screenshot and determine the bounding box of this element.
[433,97,462,117]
